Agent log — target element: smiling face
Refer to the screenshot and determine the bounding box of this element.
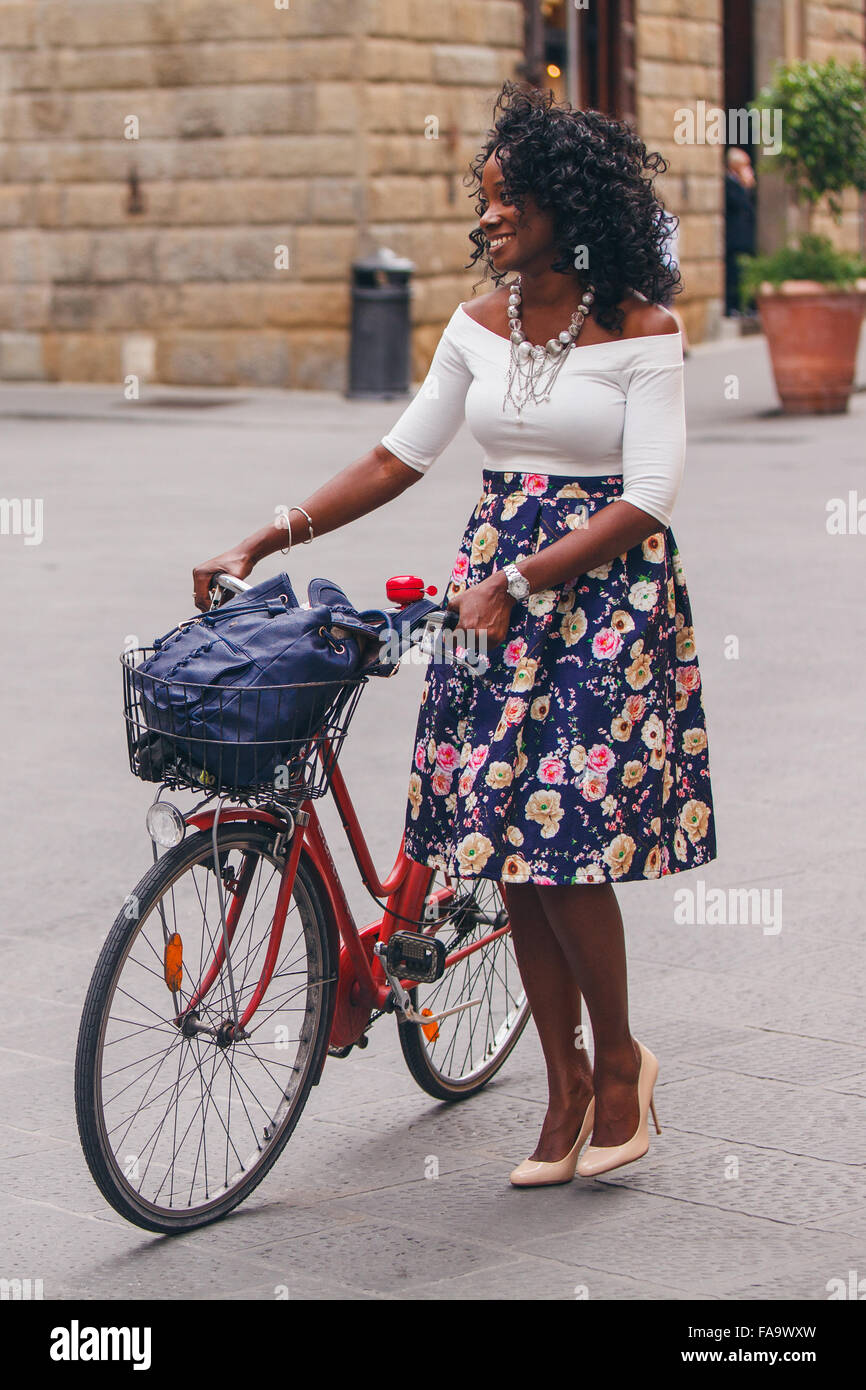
[478,151,558,275]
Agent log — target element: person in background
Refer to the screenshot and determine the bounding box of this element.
[725,147,756,316]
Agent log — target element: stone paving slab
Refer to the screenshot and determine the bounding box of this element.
[1,336,864,1299]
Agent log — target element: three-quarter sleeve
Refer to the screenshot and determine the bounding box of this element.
[380,308,473,473]
[618,335,686,529]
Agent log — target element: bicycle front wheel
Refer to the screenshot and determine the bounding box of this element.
[75,823,335,1233]
[398,873,530,1100]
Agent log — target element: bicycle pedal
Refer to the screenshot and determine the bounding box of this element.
[384,931,445,984]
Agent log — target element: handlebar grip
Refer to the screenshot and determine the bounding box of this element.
[212,572,252,595]
[441,607,459,632]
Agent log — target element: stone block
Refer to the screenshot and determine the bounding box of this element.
[157,329,238,385]
[287,328,347,390]
[233,331,292,387]
[363,39,434,83]
[0,2,38,46]
[155,228,285,282]
[0,331,46,379]
[367,175,433,222]
[482,1,524,48]
[45,230,158,282]
[367,0,413,39]
[5,49,61,90]
[637,0,721,19]
[309,176,362,224]
[0,285,51,330]
[6,92,73,139]
[0,230,52,282]
[42,330,122,383]
[0,184,38,226]
[314,82,359,134]
[431,44,505,85]
[406,0,454,41]
[259,280,351,329]
[292,225,357,279]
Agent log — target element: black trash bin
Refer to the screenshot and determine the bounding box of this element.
[347,247,416,399]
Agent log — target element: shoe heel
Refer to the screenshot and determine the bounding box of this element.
[650,1097,661,1135]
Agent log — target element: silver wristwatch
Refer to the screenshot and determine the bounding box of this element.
[503,561,531,601]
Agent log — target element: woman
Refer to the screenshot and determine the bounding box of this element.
[193,83,716,1187]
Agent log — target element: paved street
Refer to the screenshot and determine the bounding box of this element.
[1,331,865,1301]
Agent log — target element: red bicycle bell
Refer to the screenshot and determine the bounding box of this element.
[386,575,438,604]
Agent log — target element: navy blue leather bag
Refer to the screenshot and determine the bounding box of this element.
[129,573,393,790]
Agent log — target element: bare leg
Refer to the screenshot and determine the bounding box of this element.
[534,882,641,1148]
[501,881,594,1162]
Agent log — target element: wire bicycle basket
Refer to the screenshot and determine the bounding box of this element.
[122,647,368,801]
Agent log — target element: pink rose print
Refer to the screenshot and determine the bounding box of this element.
[587,744,616,774]
[414,741,426,771]
[504,697,527,724]
[580,773,608,801]
[522,473,548,496]
[458,769,475,796]
[538,756,566,785]
[591,627,623,660]
[452,553,469,582]
[431,770,452,796]
[676,666,701,694]
[435,742,460,771]
[503,638,527,667]
[624,695,646,722]
[469,743,490,769]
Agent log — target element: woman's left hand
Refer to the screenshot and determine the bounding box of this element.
[447,573,516,651]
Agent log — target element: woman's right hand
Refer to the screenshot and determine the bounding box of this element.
[192,548,254,612]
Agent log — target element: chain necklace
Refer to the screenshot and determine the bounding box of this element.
[503,275,596,419]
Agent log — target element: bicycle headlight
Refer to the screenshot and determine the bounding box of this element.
[146,801,186,848]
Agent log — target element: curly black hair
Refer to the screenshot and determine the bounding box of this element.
[465,82,681,334]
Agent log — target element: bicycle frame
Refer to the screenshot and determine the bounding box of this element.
[178,733,510,1058]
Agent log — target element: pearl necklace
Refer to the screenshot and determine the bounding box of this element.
[503,275,596,419]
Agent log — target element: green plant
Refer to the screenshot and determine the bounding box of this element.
[738,234,866,308]
[753,57,866,226]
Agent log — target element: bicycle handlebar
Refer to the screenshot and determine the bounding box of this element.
[212,572,252,598]
[208,572,489,677]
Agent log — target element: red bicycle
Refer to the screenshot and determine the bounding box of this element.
[75,572,530,1233]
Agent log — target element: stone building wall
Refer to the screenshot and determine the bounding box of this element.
[0,0,524,389]
[0,0,863,388]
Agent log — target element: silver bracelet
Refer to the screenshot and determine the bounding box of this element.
[289,506,315,543]
[278,508,292,556]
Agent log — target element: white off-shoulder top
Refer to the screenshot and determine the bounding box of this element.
[380,303,686,529]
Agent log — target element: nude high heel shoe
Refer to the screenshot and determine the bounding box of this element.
[510,1096,595,1187]
[576,1041,661,1179]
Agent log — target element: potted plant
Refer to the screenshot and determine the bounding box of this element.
[740,57,866,414]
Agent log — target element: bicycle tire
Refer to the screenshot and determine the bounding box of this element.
[75,824,336,1234]
[397,875,531,1101]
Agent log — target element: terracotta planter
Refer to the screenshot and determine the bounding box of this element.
[756,280,866,414]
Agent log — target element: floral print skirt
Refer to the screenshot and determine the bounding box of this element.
[402,469,717,885]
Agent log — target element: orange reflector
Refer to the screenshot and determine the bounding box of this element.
[164,932,183,992]
[420,1007,439,1042]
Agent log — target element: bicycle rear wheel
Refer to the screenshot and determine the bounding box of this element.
[75,823,335,1233]
[398,874,530,1100]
